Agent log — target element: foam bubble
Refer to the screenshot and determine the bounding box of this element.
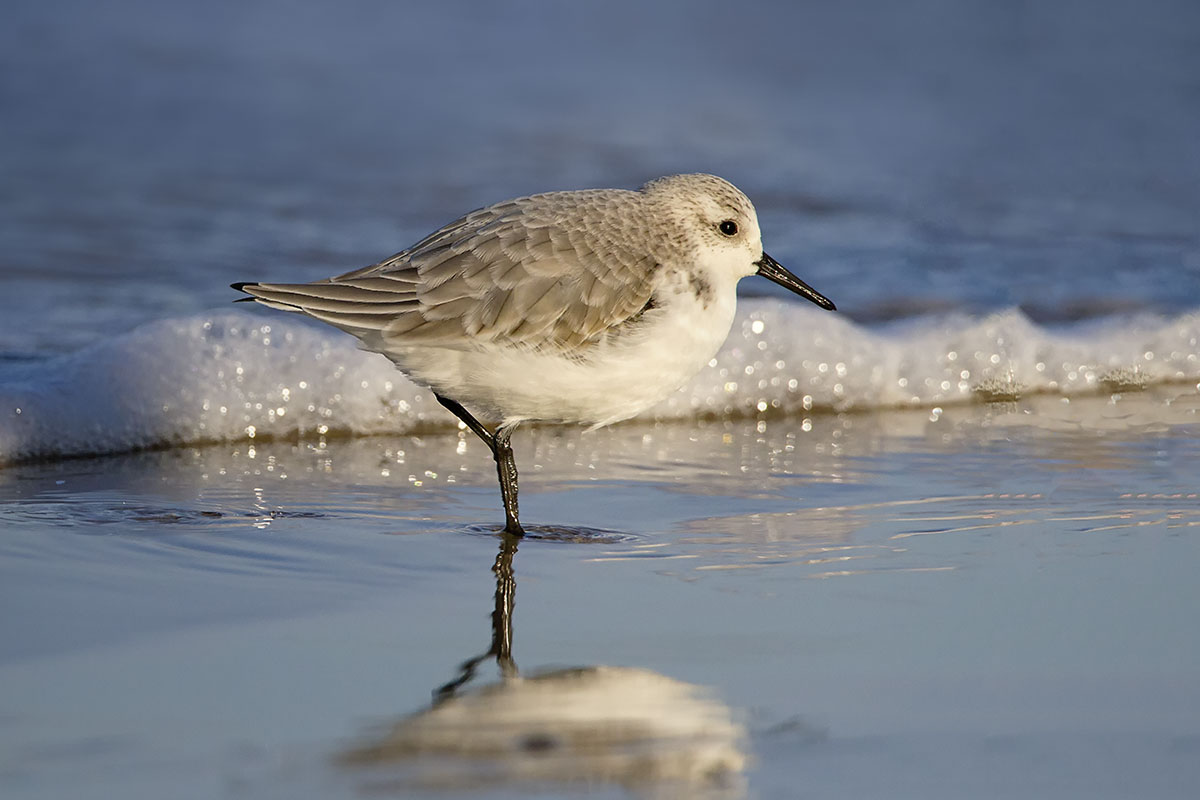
[3,302,1199,464]
[674,303,1200,416]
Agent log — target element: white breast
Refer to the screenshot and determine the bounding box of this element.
[390,275,739,428]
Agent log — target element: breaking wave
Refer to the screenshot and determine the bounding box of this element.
[3,300,1199,464]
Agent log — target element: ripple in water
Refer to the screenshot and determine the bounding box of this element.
[462,523,641,544]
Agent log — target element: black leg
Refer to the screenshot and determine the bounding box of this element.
[493,424,523,536]
[434,394,494,448]
[434,394,525,536]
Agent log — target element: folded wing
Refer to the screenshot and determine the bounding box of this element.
[233,190,659,353]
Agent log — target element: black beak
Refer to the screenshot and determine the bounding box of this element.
[755,252,836,311]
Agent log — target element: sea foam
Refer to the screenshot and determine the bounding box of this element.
[2,300,1199,464]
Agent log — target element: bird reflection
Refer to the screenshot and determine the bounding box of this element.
[433,533,520,702]
[338,534,747,797]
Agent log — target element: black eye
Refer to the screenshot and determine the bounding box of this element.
[718,220,738,236]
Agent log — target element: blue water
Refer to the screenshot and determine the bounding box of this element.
[3,0,1200,357]
[3,1,1200,798]
[3,408,1200,799]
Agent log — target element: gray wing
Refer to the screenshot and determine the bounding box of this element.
[234,190,660,353]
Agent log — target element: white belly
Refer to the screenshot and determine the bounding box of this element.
[389,287,738,427]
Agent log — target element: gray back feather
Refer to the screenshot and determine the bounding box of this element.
[246,188,665,353]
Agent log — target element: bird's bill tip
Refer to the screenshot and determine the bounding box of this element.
[755,253,836,311]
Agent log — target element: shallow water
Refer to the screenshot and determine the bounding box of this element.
[3,0,1200,797]
[4,395,1200,798]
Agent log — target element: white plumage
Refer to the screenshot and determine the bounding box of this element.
[234,174,835,534]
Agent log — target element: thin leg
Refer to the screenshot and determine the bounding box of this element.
[434,394,525,536]
[434,394,494,447]
[493,424,523,536]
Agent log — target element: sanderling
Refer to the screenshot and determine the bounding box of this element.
[233,174,835,535]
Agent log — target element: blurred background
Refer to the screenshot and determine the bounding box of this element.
[3,0,1199,356]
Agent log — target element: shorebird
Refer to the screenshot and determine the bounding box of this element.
[233,174,835,535]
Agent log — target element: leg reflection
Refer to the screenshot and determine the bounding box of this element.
[434,533,520,703]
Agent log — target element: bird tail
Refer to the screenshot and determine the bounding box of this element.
[230,282,308,313]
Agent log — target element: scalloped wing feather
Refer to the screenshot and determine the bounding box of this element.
[240,190,663,354]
